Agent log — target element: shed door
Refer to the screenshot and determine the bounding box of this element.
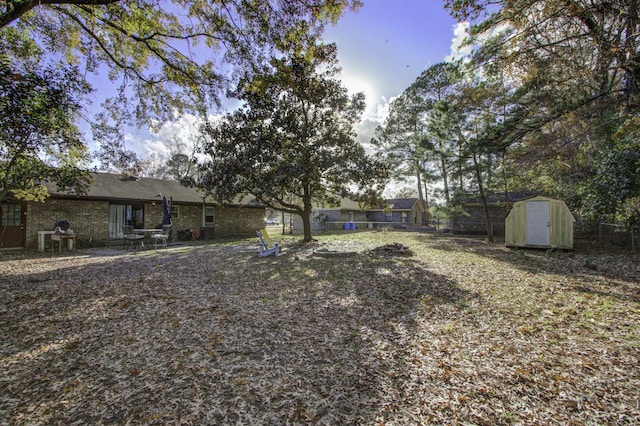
[526,201,550,246]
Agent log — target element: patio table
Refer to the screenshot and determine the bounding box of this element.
[133,229,160,247]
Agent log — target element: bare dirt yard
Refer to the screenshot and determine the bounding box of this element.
[1,232,639,424]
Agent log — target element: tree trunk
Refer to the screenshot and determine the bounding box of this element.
[415,167,424,202]
[440,153,450,205]
[422,171,429,224]
[473,152,494,243]
[302,184,313,242]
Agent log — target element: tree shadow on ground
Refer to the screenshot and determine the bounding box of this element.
[412,234,640,304]
[0,247,477,424]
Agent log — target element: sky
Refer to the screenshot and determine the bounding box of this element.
[324,0,463,122]
[119,1,468,183]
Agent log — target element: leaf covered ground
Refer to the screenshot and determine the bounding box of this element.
[1,232,639,424]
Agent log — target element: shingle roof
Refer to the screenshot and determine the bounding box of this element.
[384,198,422,211]
[48,172,259,206]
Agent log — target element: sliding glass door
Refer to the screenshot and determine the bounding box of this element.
[108,204,144,239]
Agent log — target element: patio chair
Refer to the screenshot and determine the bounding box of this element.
[259,229,281,247]
[122,225,144,250]
[257,230,279,257]
[151,225,171,249]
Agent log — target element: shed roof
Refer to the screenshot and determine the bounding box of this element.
[509,195,576,221]
[47,172,260,206]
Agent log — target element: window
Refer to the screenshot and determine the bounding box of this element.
[171,205,179,219]
[1,204,21,226]
[204,206,215,225]
[401,212,408,223]
[385,211,393,222]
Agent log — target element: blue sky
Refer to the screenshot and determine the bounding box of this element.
[324,0,460,120]
[116,1,466,170]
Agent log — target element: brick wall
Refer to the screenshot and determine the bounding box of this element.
[172,204,202,234]
[214,206,265,237]
[27,198,109,249]
[26,198,265,249]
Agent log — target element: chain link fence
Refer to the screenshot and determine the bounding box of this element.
[595,222,639,251]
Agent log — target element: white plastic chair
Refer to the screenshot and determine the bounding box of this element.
[257,230,279,257]
[151,225,171,249]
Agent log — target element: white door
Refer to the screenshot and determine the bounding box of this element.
[526,201,550,246]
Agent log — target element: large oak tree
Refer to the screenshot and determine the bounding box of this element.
[191,29,389,242]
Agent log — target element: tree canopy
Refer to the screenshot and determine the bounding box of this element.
[0,0,361,202]
[0,59,92,202]
[411,0,640,225]
[2,0,362,126]
[191,30,389,242]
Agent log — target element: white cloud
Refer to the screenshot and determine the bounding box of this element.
[122,113,216,165]
[446,22,472,62]
[144,114,203,157]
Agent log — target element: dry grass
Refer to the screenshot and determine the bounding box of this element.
[1,231,639,424]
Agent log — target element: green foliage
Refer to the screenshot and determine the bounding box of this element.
[583,141,640,220]
[621,197,640,227]
[374,62,466,205]
[1,1,361,126]
[192,30,389,241]
[1,0,361,174]
[0,60,92,202]
[440,0,640,223]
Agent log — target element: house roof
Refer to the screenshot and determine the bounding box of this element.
[47,172,261,206]
[384,198,423,211]
[369,198,424,212]
[454,191,538,205]
[314,197,426,212]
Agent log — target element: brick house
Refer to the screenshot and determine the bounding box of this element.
[0,172,265,250]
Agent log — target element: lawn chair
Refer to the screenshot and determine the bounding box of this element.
[257,230,279,257]
[151,225,171,249]
[122,225,144,250]
[260,228,278,245]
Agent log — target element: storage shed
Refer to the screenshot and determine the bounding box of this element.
[505,196,575,249]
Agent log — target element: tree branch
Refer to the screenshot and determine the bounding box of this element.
[0,0,119,28]
[53,6,159,85]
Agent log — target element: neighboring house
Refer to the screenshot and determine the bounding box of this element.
[287,198,365,233]
[310,198,368,231]
[0,172,265,250]
[368,198,426,229]
[451,192,537,236]
[289,197,426,232]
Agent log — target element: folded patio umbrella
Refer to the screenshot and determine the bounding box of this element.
[162,196,172,226]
